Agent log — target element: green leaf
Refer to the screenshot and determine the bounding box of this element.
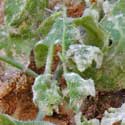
[0,114,15,125]
[112,0,125,16]
[11,36,36,55]
[32,74,62,115]
[37,12,62,38]
[5,0,25,25]
[73,16,108,48]
[64,72,95,112]
[5,0,48,26]
[91,0,125,91]
[34,43,48,68]
[101,0,125,46]
[0,28,36,60]
[39,18,80,47]
[66,44,103,72]
[1,0,49,59]
[0,26,9,50]
[34,16,81,68]
[0,114,54,125]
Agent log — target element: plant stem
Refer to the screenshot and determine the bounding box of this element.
[61,7,67,73]
[36,109,45,120]
[44,44,54,74]
[0,55,38,77]
[53,62,63,80]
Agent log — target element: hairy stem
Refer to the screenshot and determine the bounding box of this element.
[44,44,54,74]
[61,7,67,73]
[0,55,38,77]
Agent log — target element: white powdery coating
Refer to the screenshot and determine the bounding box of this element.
[67,44,103,72]
[101,103,125,125]
[103,1,111,14]
[75,112,100,125]
[64,72,96,97]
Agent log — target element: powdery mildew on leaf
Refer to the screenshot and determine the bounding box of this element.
[64,72,95,111]
[66,44,103,72]
[37,18,80,47]
[74,104,125,125]
[34,17,81,68]
[75,112,99,125]
[90,0,125,91]
[101,103,125,125]
[32,74,62,115]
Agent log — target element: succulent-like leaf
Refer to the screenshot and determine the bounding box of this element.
[64,72,95,111]
[37,12,62,38]
[66,44,103,72]
[32,74,62,115]
[73,16,108,48]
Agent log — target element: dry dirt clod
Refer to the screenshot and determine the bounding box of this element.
[82,90,125,120]
[67,2,85,17]
[0,72,38,120]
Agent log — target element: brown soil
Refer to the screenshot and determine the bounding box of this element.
[82,90,125,120]
[44,90,125,125]
[0,72,38,120]
[67,2,85,18]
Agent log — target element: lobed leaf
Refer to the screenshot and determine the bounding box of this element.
[64,72,95,111]
[66,44,103,72]
[37,12,62,38]
[32,74,62,115]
